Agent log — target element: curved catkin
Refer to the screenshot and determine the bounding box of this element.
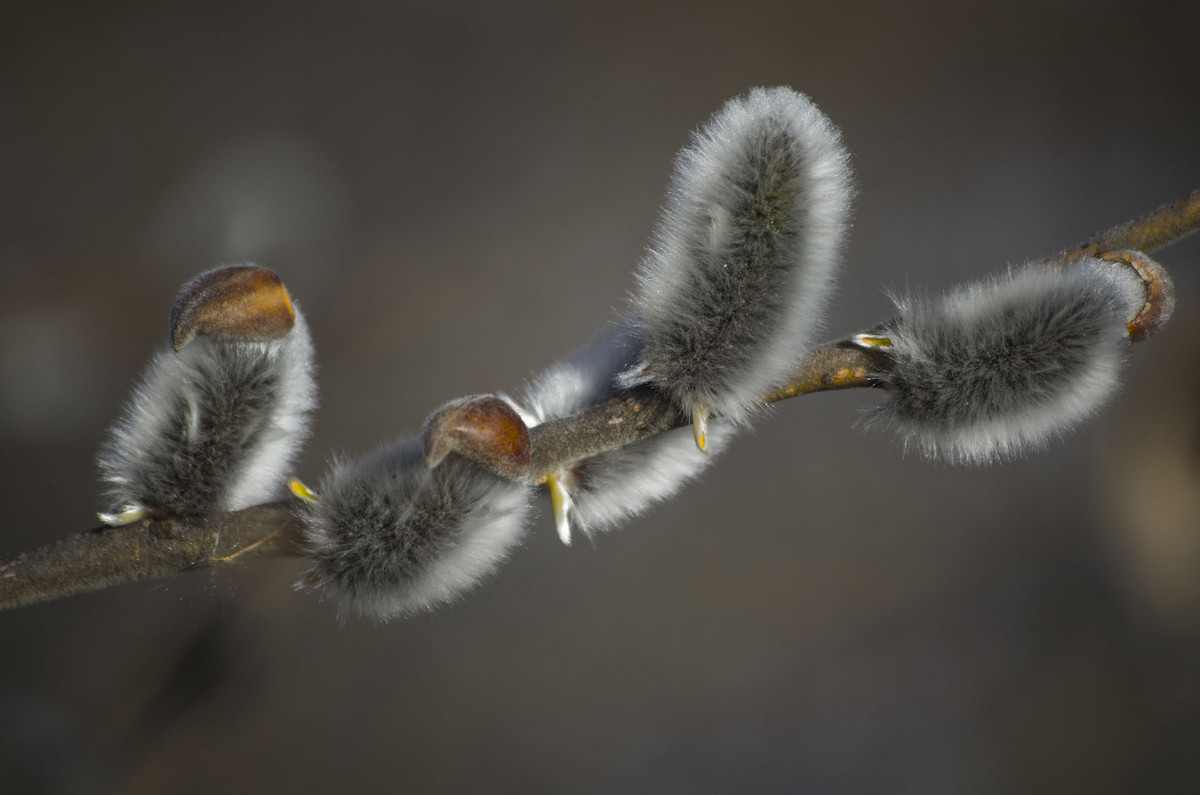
[301,439,532,621]
[625,86,853,430]
[866,259,1145,464]
[518,324,733,543]
[97,270,316,523]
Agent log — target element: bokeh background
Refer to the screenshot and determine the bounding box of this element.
[3,1,1200,792]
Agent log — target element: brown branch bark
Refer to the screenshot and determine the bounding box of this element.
[527,342,889,474]
[1052,189,1200,264]
[0,504,301,610]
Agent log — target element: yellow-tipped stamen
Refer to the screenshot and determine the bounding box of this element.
[692,404,709,454]
[289,478,320,504]
[547,472,574,546]
[98,504,147,527]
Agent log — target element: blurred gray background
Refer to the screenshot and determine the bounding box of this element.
[3,1,1200,792]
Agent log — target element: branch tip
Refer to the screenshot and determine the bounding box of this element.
[1096,250,1176,343]
[1055,189,1200,264]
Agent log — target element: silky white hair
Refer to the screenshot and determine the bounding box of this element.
[517,323,733,543]
[300,438,532,621]
[623,86,853,425]
[864,258,1145,464]
[97,298,316,522]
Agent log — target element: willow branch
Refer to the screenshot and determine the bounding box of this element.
[0,505,301,610]
[527,342,888,474]
[1,340,877,611]
[1052,189,1200,264]
[2,190,1196,612]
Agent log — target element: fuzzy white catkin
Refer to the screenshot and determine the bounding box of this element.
[865,258,1146,464]
[624,86,853,426]
[516,324,733,542]
[97,291,316,521]
[300,438,532,620]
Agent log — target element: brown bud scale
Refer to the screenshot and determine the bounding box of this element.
[170,265,296,351]
[423,395,532,480]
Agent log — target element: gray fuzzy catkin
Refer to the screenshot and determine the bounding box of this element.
[97,301,316,521]
[518,324,733,542]
[624,86,853,425]
[866,258,1145,464]
[300,439,532,620]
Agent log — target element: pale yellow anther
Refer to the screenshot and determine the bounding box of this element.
[852,333,893,350]
[98,504,148,527]
[547,473,574,546]
[288,478,320,504]
[692,404,709,454]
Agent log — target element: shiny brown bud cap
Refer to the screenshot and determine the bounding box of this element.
[170,265,296,352]
[423,395,532,480]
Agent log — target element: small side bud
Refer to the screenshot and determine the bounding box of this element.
[422,395,532,480]
[170,264,296,352]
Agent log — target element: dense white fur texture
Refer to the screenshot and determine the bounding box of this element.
[624,86,853,425]
[300,438,532,620]
[97,304,316,521]
[518,324,733,542]
[865,258,1144,464]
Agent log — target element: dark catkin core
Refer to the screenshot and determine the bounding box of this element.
[308,443,493,601]
[885,275,1121,430]
[650,128,803,402]
[626,88,852,426]
[117,344,282,517]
